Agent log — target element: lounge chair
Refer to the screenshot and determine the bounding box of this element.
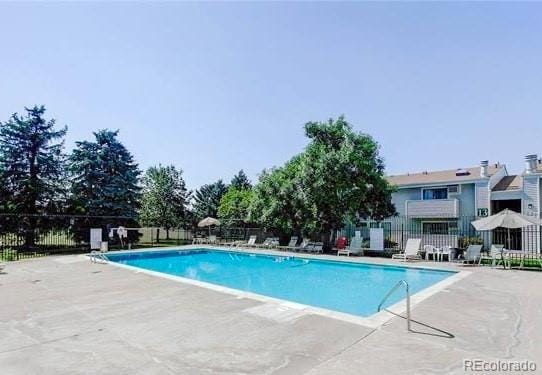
[479,245,504,266]
[254,237,274,248]
[234,235,257,248]
[0,262,5,272]
[461,245,483,265]
[207,235,217,245]
[287,238,310,252]
[277,236,298,251]
[307,242,323,254]
[391,239,422,261]
[222,238,244,247]
[269,237,280,248]
[337,237,363,256]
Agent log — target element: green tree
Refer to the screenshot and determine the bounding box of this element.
[139,165,191,238]
[0,171,12,213]
[299,116,395,248]
[0,105,67,215]
[249,156,309,236]
[218,187,254,226]
[192,180,228,220]
[249,116,396,250]
[230,169,251,190]
[68,130,141,217]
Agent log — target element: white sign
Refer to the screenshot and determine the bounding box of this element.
[370,228,384,251]
[90,228,102,250]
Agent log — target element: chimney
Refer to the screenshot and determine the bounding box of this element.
[480,160,489,177]
[525,154,538,174]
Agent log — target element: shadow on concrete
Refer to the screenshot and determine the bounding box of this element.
[385,310,455,339]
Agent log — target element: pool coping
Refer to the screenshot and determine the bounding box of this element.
[95,245,471,328]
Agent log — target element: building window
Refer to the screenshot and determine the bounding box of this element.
[422,188,448,200]
[423,222,449,235]
[448,185,460,194]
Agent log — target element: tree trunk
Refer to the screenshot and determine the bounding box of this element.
[321,230,333,252]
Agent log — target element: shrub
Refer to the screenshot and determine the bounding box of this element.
[1,248,17,261]
[459,236,484,248]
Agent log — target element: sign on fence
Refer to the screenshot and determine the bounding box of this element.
[90,228,102,250]
[370,228,384,251]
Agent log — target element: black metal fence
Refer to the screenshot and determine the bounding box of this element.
[0,214,193,261]
[338,215,542,266]
[2,214,541,268]
[0,214,281,261]
[195,227,287,242]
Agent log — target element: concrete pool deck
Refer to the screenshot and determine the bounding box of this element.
[1,248,541,374]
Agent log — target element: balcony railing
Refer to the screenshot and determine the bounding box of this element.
[405,199,459,218]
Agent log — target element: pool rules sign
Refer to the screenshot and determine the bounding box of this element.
[370,228,384,251]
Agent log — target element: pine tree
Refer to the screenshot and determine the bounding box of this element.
[139,165,191,238]
[68,130,141,217]
[230,169,251,190]
[0,105,67,214]
[192,180,228,220]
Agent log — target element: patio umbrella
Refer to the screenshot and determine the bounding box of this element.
[471,209,541,266]
[198,217,221,236]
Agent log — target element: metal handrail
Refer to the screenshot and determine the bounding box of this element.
[377,280,411,332]
[90,251,108,263]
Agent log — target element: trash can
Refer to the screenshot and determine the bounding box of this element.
[100,241,109,252]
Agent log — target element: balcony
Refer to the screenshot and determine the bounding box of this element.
[405,199,459,218]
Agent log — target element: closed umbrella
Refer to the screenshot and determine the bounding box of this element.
[472,209,541,231]
[471,209,541,268]
[198,217,221,236]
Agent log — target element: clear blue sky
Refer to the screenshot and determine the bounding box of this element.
[1,2,541,189]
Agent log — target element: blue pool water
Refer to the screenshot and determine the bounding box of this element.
[106,249,455,317]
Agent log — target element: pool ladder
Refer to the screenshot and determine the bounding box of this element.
[90,251,108,264]
[377,280,411,332]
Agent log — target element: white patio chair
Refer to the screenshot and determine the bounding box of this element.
[234,235,257,248]
[338,237,363,256]
[392,239,422,261]
[287,238,310,252]
[423,245,439,261]
[269,237,280,248]
[254,237,274,248]
[439,246,454,262]
[307,242,323,254]
[277,236,298,250]
[461,245,483,265]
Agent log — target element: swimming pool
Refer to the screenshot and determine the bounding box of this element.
[106,248,457,318]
